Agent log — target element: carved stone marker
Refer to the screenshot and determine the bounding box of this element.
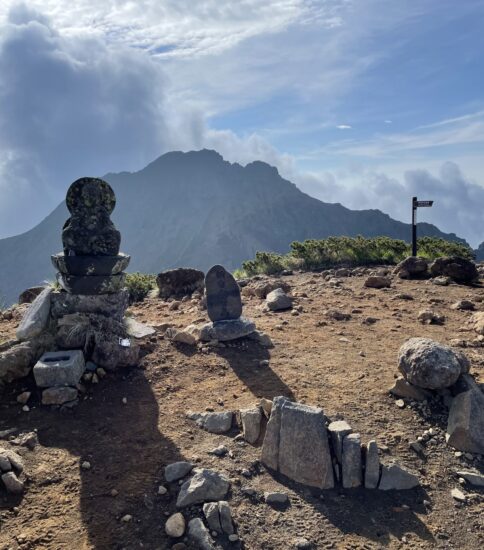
[52,178,130,295]
[205,265,242,322]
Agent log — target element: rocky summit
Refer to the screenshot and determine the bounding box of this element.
[0,262,483,549]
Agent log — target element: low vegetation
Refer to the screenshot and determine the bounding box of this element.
[125,272,156,303]
[236,236,474,277]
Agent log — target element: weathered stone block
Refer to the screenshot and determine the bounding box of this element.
[50,290,129,319]
[364,440,380,489]
[342,433,362,488]
[447,389,484,454]
[33,350,85,388]
[328,420,352,464]
[16,287,52,341]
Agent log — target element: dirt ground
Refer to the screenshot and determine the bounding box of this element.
[0,271,483,550]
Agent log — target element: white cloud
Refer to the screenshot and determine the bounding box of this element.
[336,125,352,129]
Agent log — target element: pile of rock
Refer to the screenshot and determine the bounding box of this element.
[391,337,484,454]
[261,396,419,491]
[1,178,143,394]
[0,447,24,494]
[161,461,237,549]
[394,255,479,284]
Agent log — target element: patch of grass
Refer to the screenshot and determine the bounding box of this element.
[239,236,474,277]
[125,272,156,304]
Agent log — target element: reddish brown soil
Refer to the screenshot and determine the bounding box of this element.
[0,272,483,550]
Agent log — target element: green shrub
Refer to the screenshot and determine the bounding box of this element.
[239,236,474,276]
[125,272,156,303]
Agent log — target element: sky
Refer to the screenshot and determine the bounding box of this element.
[0,0,483,246]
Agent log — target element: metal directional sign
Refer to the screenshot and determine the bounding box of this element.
[411,196,434,256]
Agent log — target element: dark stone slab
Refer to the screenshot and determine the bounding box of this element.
[156,268,205,299]
[52,253,130,276]
[62,178,121,256]
[199,318,256,341]
[205,265,242,322]
[57,273,126,295]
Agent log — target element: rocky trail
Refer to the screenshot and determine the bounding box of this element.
[1,268,483,550]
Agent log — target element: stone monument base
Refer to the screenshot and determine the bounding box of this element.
[199,317,256,342]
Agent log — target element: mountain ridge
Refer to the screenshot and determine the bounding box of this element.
[0,149,467,305]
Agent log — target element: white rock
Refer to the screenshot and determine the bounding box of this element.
[165,512,186,538]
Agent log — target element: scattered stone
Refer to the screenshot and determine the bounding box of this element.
[364,440,380,489]
[33,350,85,388]
[176,468,230,507]
[429,256,478,284]
[456,470,484,487]
[156,268,204,300]
[325,309,351,321]
[342,433,362,488]
[294,538,312,549]
[124,318,156,338]
[451,488,466,502]
[228,534,239,542]
[240,407,262,444]
[1,471,24,494]
[328,420,352,464]
[378,463,419,490]
[262,397,334,489]
[395,399,405,409]
[265,288,293,311]
[165,513,186,538]
[158,485,168,495]
[259,398,273,417]
[188,518,215,550]
[364,276,391,289]
[252,279,291,299]
[265,491,289,504]
[166,328,197,346]
[398,338,469,390]
[81,461,91,470]
[0,335,53,386]
[418,309,445,325]
[42,386,78,406]
[432,276,450,286]
[389,377,432,401]
[203,502,222,533]
[121,514,132,523]
[18,286,46,304]
[247,330,273,347]
[195,411,233,434]
[218,501,234,535]
[209,445,228,457]
[447,389,484,454]
[469,312,484,336]
[452,300,475,311]
[0,449,23,472]
[16,392,31,405]
[165,461,193,483]
[394,256,428,279]
[16,287,53,341]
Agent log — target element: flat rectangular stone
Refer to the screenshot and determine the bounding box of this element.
[16,287,52,341]
[364,440,380,489]
[33,350,85,388]
[278,401,334,489]
[342,433,362,488]
[261,396,291,471]
[328,420,352,464]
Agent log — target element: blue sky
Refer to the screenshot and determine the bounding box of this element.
[0,1,483,245]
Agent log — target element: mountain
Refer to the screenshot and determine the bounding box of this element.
[0,149,467,305]
[476,242,484,262]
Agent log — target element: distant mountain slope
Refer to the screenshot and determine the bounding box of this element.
[476,242,484,262]
[0,149,466,305]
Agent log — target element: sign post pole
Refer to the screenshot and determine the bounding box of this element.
[411,197,434,256]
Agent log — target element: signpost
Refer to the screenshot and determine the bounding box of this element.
[412,196,434,256]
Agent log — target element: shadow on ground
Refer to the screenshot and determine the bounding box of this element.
[214,340,295,401]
